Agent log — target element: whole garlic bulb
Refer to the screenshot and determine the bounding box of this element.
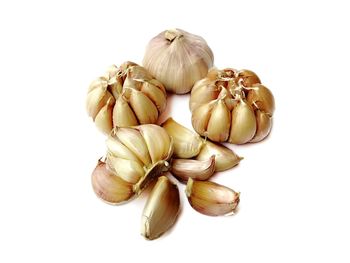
[143,29,214,94]
[190,68,275,144]
[86,62,167,134]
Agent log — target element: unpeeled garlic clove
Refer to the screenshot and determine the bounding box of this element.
[94,98,115,134]
[250,110,272,143]
[143,28,214,94]
[106,135,143,165]
[136,124,172,164]
[141,175,180,240]
[206,100,231,142]
[114,127,152,166]
[190,81,219,111]
[196,140,243,172]
[162,118,203,159]
[106,154,145,184]
[229,99,257,144]
[170,155,215,182]
[86,83,113,120]
[246,84,275,115]
[112,96,138,128]
[191,101,215,137]
[91,159,134,205]
[185,178,240,216]
[140,81,167,113]
[236,69,261,87]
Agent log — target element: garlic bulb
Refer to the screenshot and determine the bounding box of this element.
[143,29,214,94]
[86,62,167,134]
[190,68,275,144]
[92,124,173,204]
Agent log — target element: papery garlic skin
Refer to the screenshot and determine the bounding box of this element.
[190,68,275,144]
[143,29,214,94]
[87,62,166,134]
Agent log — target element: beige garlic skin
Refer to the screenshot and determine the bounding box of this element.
[86,62,167,134]
[143,29,214,94]
[190,68,275,144]
[91,124,173,205]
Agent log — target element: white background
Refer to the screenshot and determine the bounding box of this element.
[1,0,350,262]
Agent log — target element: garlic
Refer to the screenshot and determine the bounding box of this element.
[106,124,173,195]
[91,159,135,205]
[185,178,240,216]
[86,62,166,134]
[141,175,180,240]
[170,155,215,182]
[190,68,275,144]
[161,118,203,158]
[195,140,243,172]
[143,29,214,94]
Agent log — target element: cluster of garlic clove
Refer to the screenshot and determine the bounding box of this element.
[91,124,173,205]
[190,68,275,144]
[86,62,167,134]
[143,29,214,94]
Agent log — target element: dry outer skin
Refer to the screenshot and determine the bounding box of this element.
[190,68,275,144]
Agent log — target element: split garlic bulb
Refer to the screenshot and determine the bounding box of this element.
[86,62,167,134]
[92,124,174,205]
[190,68,275,144]
[143,29,214,94]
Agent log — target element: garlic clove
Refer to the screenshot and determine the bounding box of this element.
[140,81,167,113]
[190,82,219,111]
[106,154,145,184]
[91,160,134,205]
[196,140,242,172]
[114,127,152,166]
[143,28,214,94]
[229,100,257,144]
[162,118,203,159]
[171,155,215,182]
[246,84,275,116]
[106,135,143,166]
[112,96,138,128]
[86,84,113,120]
[250,110,272,143]
[94,98,115,134]
[185,178,240,216]
[137,124,172,164]
[124,88,158,124]
[141,175,180,240]
[236,69,261,87]
[207,100,231,142]
[88,77,108,93]
[191,101,215,137]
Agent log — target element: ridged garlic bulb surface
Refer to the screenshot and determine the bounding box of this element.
[86,62,167,134]
[190,68,275,144]
[143,29,214,94]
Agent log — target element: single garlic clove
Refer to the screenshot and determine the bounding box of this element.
[191,101,215,137]
[185,178,240,216]
[91,159,135,205]
[124,88,158,124]
[106,135,143,166]
[137,124,172,164]
[106,154,145,184]
[207,100,231,142]
[114,127,152,166]
[246,84,275,116]
[141,175,180,240]
[250,110,272,143]
[94,98,115,134]
[171,155,215,182]
[162,118,203,159]
[88,77,108,93]
[140,81,167,113]
[190,81,219,111]
[229,100,257,144]
[143,28,214,94]
[236,69,261,87]
[86,84,113,120]
[196,140,242,172]
[112,96,138,128]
